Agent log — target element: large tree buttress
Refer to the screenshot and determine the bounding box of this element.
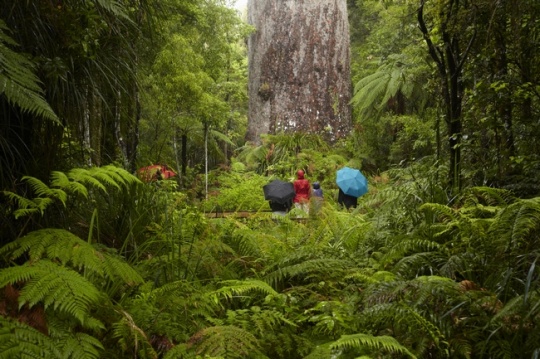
[246,0,352,143]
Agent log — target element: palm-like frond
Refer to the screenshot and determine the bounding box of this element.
[0,20,58,123]
[351,54,424,117]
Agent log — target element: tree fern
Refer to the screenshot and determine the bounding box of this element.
[351,54,426,118]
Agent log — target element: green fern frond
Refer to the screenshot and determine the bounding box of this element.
[329,333,417,358]
[465,186,515,207]
[0,260,104,329]
[51,171,89,198]
[189,325,266,359]
[2,175,67,218]
[225,306,297,337]
[214,279,278,302]
[87,167,121,190]
[303,345,334,359]
[23,175,68,205]
[419,203,458,223]
[1,190,49,218]
[264,258,353,287]
[0,20,59,123]
[489,197,540,251]
[112,309,157,358]
[60,332,104,359]
[0,317,61,358]
[106,165,142,184]
[345,270,396,284]
[0,228,143,287]
[101,254,144,286]
[94,0,130,19]
[66,168,108,192]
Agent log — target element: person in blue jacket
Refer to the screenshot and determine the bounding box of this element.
[312,182,323,198]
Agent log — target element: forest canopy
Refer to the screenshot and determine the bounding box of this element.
[1,0,540,358]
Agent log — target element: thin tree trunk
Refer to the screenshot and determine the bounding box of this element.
[418,0,475,191]
[204,122,209,200]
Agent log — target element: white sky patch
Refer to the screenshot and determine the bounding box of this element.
[232,0,247,11]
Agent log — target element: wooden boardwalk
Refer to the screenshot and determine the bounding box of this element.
[204,211,308,221]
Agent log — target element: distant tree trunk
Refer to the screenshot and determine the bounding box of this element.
[418,0,475,191]
[246,0,352,144]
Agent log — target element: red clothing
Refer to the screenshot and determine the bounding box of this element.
[293,170,311,203]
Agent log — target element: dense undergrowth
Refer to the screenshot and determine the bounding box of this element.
[2,157,540,358]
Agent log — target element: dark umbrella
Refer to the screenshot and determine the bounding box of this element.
[336,167,368,198]
[263,179,295,204]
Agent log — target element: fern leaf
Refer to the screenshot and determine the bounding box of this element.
[0,20,59,123]
[0,228,143,288]
[2,190,46,218]
[0,260,104,329]
[264,258,353,287]
[94,0,130,20]
[60,333,104,359]
[23,175,68,205]
[66,168,107,192]
[329,333,417,358]
[214,279,278,302]
[490,197,540,251]
[50,171,89,198]
[112,310,158,358]
[87,167,121,189]
[0,317,61,358]
[102,164,141,185]
[188,325,266,359]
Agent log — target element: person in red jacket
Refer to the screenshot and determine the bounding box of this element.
[293,170,311,214]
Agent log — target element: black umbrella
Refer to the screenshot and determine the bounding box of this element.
[263,179,295,204]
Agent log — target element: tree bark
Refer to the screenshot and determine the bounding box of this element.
[246,0,352,144]
[418,0,475,191]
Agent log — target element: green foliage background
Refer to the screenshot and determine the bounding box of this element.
[2,0,540,358]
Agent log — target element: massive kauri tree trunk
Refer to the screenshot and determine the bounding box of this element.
[246,0,352,144]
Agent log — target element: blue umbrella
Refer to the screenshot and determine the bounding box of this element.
[336,167,368,198]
